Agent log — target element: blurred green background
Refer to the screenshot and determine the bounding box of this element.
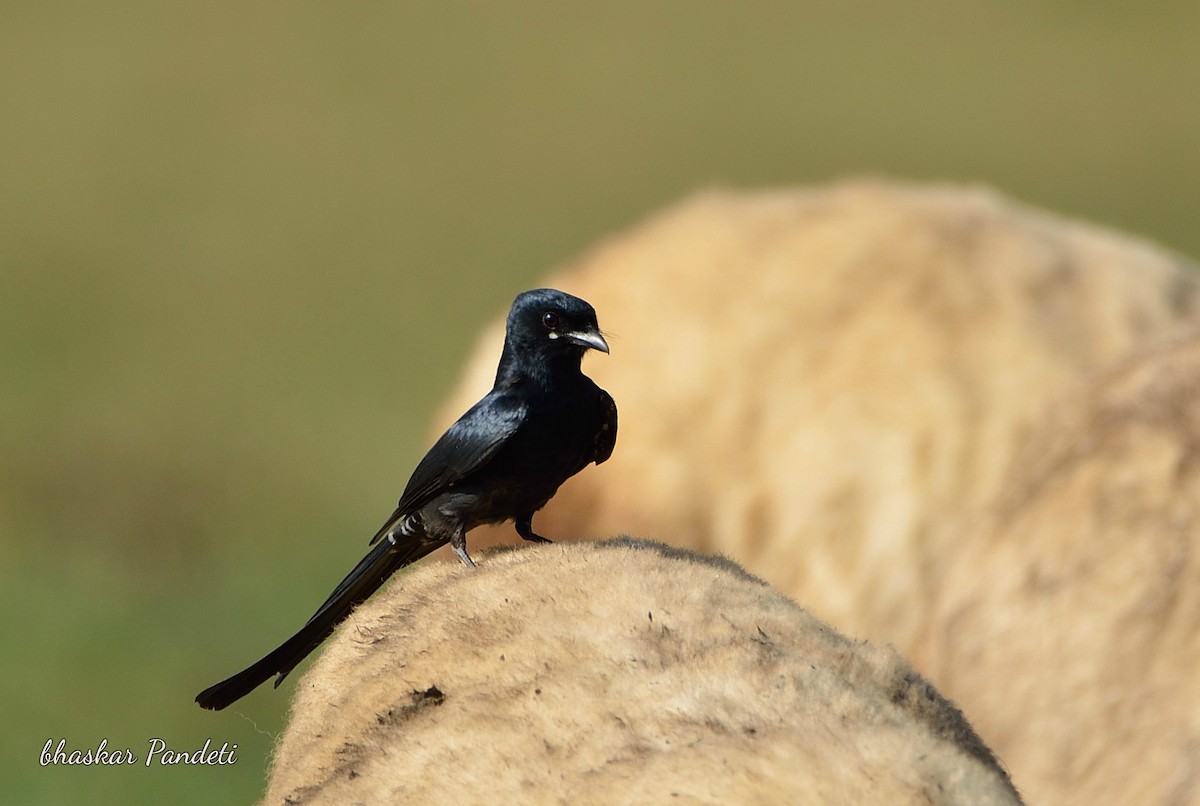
[2,3,1197,802]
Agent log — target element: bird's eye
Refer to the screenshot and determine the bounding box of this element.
[542,312,560,330]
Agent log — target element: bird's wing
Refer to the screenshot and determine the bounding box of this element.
[368,391,529,544]
[197,393,529,710]
[593,388,618,465]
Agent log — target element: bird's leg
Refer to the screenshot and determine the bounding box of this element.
[449,528,477,568]
[515,514,552,544]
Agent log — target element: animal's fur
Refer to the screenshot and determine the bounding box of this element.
[263,539,1021,805]
[433,179,1200,648]
[918,333,1200,806]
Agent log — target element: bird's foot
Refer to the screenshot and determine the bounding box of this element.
[450,533,477,568]
[515,517,553,544]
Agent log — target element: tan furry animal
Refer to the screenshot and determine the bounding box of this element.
[918,333,1200,806]
[433,180,1199,648]
[264,538,1021,805]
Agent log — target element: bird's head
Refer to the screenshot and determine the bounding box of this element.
[504,288,610,361]
[495,289,609,387]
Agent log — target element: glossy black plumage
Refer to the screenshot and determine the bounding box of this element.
[195,289,616,710]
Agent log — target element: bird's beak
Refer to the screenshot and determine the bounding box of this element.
[565,329,610,354]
